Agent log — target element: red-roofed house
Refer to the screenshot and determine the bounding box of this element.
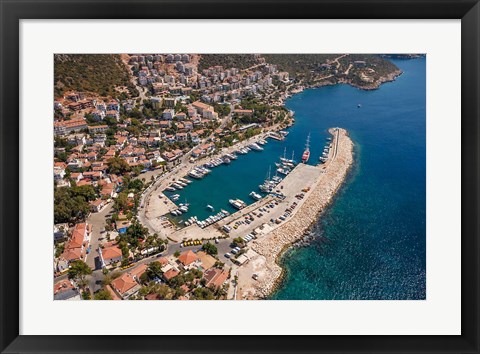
[90,199,106,213]
[58,223,91,271]
[130,264,147,279]
[54,279,81,300]
[99,244,123,267]
[203,268,230,289]
[105,285,122,300]
[101,183,116,198]
[111,273,140,299]
[163,268,179,282]
[177,250,201,270]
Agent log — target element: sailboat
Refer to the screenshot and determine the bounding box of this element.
[302,133,311,163]
[259,166,273,192]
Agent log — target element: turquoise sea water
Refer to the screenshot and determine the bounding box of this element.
[271,57,426,299]
[168,57,426,299]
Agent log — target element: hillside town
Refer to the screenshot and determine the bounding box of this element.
[52,54,381,300]
[54,53,302,300]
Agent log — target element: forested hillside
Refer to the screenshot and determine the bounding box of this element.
[54,54,137,98]
[198,54,259,71]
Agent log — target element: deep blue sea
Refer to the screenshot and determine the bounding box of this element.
[167,57,426,300]
[271,57,426,299]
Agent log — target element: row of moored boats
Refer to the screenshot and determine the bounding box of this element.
[184,209,231,228]
[165,177,192,191]
[319,137,333,164]
[170,202,189,216]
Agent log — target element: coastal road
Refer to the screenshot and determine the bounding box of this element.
[86,203,114,270]
[60,234,238,294]
[241,62,266,72]
[330,54,348,69]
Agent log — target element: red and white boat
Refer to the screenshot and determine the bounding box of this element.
[302,133,311,163]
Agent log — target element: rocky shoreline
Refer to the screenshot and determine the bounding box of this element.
[250,128,354,299]
[307,69,403,91]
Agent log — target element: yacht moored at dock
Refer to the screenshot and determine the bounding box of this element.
[249,143,264,151]
[229,198,247,210]
[302,133,311,163]
[249,191,263,201]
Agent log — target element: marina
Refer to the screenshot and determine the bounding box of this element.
[138,57,425,300]
[51,53,426,303]
[146,122,338,233]
[143,124,341,248]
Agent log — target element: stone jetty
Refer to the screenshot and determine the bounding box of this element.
[250,127,354,298]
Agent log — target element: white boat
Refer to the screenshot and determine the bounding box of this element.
[165,186,176,191]
[259,183,272,192]
[188,170,203,179]
[272,175,283,183]
[198,166,211,174]
[206,204,214,211]
[280,147,295,165]
[229,199,246,210]
[277,167,290,176]
[249,191,262,200]
[179,206,188,212]
[249,143,263,151]
[259,166,273,192]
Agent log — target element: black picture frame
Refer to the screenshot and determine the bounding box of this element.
[1,0,478,353]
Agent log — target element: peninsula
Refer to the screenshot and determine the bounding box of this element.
[243,128,354,298]
[52,53,398,301]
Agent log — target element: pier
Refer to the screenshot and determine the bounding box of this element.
[236,127,354,299]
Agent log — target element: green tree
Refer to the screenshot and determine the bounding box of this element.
[155,284,174,300]
[67,260,92,286]
[124,220,149,245]
[232,237,244,247]
[146,261,163,280]
[113,192,129,212]
[128,178,144,192]
[202,242,218,256]
[94,289,113,300]
[107,157,131,175]
[192,287,215,300]
[54,185,95,224]
[71,185,96,201]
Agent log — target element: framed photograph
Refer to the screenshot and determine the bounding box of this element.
[1,0,478,353]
